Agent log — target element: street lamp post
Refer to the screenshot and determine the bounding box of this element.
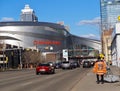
[2,48,5,71]
[19,48,22,69]
[2,41,6,71]
[18,42,22,69]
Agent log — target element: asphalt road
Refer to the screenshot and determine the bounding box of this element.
[0,68,90,91]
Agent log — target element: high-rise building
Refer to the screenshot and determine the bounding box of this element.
[20,4,38,22]
[100,0,120,30]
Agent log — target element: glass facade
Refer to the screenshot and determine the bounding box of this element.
[100,0,120,30]
[20,4,38,22]
[67,35,101,57]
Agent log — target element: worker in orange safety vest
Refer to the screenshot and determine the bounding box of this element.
[93,56,107,84]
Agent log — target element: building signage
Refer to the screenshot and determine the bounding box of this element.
[33,40,61,45]
[62,49,68,61]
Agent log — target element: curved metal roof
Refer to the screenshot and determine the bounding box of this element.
[71,34,101,44]
[0,21,67,30]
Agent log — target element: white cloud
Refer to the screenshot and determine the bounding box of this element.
[76,17,101,40]
[77,17,101,26]
[1,17,14,21]
[80,34,100,40]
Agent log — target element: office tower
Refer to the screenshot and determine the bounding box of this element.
[20,4,38,22]
[100,0,120,30]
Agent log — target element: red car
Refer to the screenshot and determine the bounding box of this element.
[36,63,55,75]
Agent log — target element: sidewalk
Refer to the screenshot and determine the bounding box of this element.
[0,68,35,72]
[72,66,120,91]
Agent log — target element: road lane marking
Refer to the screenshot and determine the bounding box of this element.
[21,82,33,86]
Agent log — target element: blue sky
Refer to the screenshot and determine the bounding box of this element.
[0,0,101,39]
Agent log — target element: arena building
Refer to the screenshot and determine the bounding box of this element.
[0,5,101,68]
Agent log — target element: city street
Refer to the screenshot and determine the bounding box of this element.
[0,68,90,91]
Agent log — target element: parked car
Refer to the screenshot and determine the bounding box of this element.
[83,61,91,68]
[55,61,62,69]
[36,63,55,75]
[90,61,95,66]
[70,61,80,68]
[47,62,55,68]
[61,61,73,69]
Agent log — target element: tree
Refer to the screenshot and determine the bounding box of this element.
[22,50,42,68]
